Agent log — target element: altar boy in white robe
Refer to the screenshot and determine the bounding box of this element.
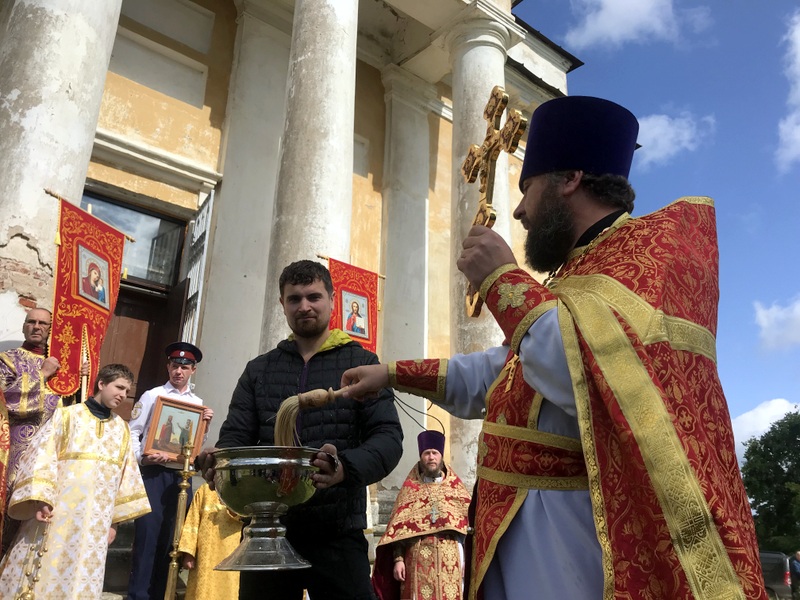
[0,363,151,599]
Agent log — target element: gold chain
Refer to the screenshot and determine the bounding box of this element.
[14,518,50,600]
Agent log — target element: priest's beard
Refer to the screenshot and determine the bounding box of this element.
[524,183,576,273]
[422,462,443,479]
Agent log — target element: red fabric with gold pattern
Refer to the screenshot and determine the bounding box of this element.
[393,359,447,399]
[478,428,586,479]
[328,258,380,353]
[373,464,470,600]
[476,199,764,599]
[482,270,557,347]
[49,198,126,395]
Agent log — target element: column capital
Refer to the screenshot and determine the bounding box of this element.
[440,0,525,55]
[381,64,438,115]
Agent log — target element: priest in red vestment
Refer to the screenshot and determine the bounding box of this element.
[342,96,765,600]
[373,430,471,600]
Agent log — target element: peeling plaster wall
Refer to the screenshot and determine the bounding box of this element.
[0,289,27,350]
[0,0,123,312]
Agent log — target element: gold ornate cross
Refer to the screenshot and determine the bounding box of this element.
[461,85,527,317]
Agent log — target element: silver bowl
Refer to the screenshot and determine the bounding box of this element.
[213,446,319,571]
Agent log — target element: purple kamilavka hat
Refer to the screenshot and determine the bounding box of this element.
[417,430,445,455]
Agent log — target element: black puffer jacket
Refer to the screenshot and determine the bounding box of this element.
[216,330,403,538]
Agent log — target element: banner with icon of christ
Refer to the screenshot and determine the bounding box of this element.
[328,258,379,354]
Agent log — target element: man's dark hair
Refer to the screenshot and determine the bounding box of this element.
[279,260,334,295]
[548,170,636,213]
[93,363,135,394]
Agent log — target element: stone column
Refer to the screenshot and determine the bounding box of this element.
[260,0,359,351]
[446,2,521,488]
[194,1,291,444]
[0,0,122,324]
[379,64,435,489]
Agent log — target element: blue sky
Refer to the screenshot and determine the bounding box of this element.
[513,0,800,461]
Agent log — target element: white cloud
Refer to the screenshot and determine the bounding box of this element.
[732,399,797,465]
[754,296,800,350]
[682,6,713,35]
[564,0,711,50]
[635,112,715,168]
[776,9,800,172]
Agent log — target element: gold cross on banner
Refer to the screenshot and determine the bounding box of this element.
[461,85,527,317]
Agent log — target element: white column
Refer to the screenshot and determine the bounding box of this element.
[260,0,359,351]
[379,64,435,489]
[195,2,291,445]
[446,3,520,488]
[0,0,122,312]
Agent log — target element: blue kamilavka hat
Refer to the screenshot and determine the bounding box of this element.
[519,96,639,190]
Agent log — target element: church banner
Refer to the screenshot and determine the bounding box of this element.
[48,197,126,396]
[328,258,379,354]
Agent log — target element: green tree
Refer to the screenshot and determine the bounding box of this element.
[741,411,800,553]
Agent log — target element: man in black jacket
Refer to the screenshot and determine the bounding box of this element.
[200,260,402,600]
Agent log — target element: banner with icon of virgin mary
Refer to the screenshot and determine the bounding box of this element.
[328,258,379,354]
[48,197,127,396]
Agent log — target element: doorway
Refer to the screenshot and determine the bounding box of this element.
[99,280,187,420]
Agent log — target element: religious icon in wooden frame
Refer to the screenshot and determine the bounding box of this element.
[342,291,368,339]
[142,396,207,464]
[77,244,110,310]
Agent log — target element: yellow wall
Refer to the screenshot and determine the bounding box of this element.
[427,89,455,445]
[88,0,236,210]
[350,60,386,275]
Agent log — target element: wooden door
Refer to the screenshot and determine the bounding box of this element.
[99,280,188,419]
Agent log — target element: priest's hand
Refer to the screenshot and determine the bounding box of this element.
[181,553,196,570]
[108,524,118,545]
[340,364,389,400]
[195,447,219,489]
[393,560,406,582]
[35,502,53,522]
[311,444,345,489]
[41,356,60,379]
[458,225,517,289]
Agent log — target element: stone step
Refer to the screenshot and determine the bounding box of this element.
[102,520,187,597]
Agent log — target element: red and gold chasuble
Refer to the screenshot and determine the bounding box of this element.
[373,464,471,600]
[393,198,765,600]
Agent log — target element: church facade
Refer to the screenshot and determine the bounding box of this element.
[0,0,580,495]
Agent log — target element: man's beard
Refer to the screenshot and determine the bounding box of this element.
[422,463,442,478]
[291,317,328,339]
[524,183,576,273]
